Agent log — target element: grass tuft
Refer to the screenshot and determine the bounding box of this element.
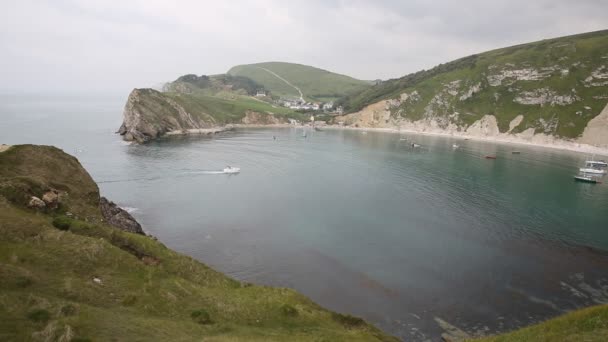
[26,309,51,323]
[191,309,213,325]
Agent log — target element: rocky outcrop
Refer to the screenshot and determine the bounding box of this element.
[119,88,289,143]
[118,88,219,143]
[240,110,286,125]
[579,103,608,148]
[100,197,144,235]
[42,189,59,209]
[28,196,46,209]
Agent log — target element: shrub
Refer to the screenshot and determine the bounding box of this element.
[61,304,77,316]
[280,304,298,317]
[52,216,72,231]
[191,309,212,325]
[27,309,51,323]
[15,276,33,288]
[331,312,365,328]
[122,295,137,306]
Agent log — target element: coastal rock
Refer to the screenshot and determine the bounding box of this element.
[28,196,46,209]
[119,88,216,143]
[241,110,285,125]
[42,189,59,209]
[579,102,608,148]
[466,115,500,136]
[100,197,144,235]
[508,115,524,133]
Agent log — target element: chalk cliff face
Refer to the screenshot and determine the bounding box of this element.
[118,89,288,143]
[118,88,219,143]
[335,30,608,147]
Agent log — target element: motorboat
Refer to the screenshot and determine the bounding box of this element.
[574,175,601,184]
[411,143,421,148]
[223,166,240,174]
[452,144,459,149]
[580,167,607,175]
[485,155,497,159]
[512,151,521,154]
[579,160,608,174]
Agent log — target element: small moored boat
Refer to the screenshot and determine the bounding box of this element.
[512,151,521,154]
[485,155,497,159]
[574,175,601,184]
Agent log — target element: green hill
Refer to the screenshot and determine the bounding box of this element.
[0,145,396,341]
[227,62,372,102]
[336,30,608,140]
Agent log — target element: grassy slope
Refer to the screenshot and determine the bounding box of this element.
[338,30,608,138]
[164,92,307,124]
[0,145,396,341]
[227,62,371,101]
[471,305,608,342]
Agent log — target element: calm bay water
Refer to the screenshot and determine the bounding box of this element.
[2,95,608,340]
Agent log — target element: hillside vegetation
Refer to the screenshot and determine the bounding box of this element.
[336,30,608,139]
[0,145,396,341]
[228,62,371,101]
[471,304,608,342]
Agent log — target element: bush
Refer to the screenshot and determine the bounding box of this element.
[331,312,365,328]
[61,304,77,316]
[191,309,212,325]
[52,216,72,231]
[27,309,51,323]
[122,295,137,306]
[15,276,33,288]
[280,304,298,317]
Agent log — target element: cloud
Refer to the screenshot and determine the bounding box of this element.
[0,0,606,94]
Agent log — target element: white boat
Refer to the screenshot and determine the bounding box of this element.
[412,143,421,148]
[452,144,459,149]
[579,168,606,174]
[223,166,240,174]
[579,160,608,174]
[585,160,608,167]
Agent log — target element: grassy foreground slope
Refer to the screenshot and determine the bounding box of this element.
[228,62,371,101]
[337,30,608,138]
[0,145,396,341]
[471,304,608,342]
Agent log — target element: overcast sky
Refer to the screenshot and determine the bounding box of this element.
[1,0,607,95]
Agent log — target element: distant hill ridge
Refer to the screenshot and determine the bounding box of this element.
[227,61,372,102]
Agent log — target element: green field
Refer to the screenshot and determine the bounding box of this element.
[0,145,396,341]
[337,30,608,139]
[164,92,306,124]
[228,62,372,102]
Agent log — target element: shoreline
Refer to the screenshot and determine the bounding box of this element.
[320,125,608,157]
[160,123,608,156]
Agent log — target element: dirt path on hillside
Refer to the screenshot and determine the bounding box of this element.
[257,67,304,102]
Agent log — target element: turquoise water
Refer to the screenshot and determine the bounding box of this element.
[2,95,608,340]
